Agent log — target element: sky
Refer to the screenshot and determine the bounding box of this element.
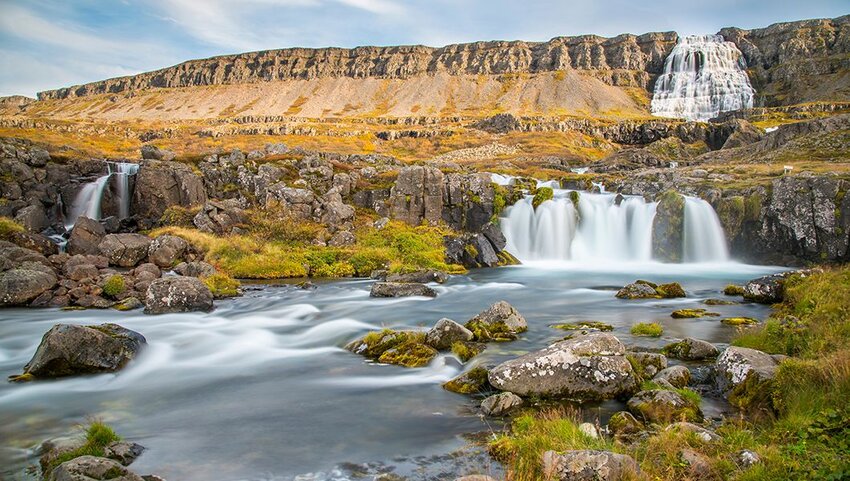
[0,0,847,97]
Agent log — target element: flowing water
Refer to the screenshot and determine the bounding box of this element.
[0,262,784,480]
[64,162,139,230]
[651,35,755,121]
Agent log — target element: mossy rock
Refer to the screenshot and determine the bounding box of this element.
[627,389,702,424]
[451,341,485,362]
[466,319,520,342]
[724,284,745,296]
[443,367,490,394]
[608,411,644,437]
[101,275,126,299]
[496,250,521,266]
[652,191,685,262]
[635,279,658,289]
[656,282,686,298]
[532,187,554,209]
[551,321,613,332]
[378,341,438,368]
[703,298,737,306]
[671,309,719,319]
[346,329,436,367]
[721,317,759,326]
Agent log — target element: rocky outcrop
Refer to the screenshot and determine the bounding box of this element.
[488,332,638,400]
[98,234,151,267]
[652,190,685,262]
[193,199,247,235]
[38,33,678,100]
[132,160,206,222]
[48,455,144,481]
[12,323,145,381]
[144,276,214,314]
[542,450,640,481]
[388,166,444,226]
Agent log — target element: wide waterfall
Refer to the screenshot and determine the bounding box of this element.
[651,35,755,121]
[499,185,730,264]
[65,161,139,229]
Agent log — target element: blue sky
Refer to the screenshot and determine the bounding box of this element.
[0,0,847,97]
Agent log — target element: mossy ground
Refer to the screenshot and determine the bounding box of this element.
[201,273,240,298]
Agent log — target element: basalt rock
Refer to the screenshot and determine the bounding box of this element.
[386,269,448,284]
[98,234,151,267]
[652,190,685,262]
[67,217,106,256]
[389,166,444,226]
[133,160,206,221]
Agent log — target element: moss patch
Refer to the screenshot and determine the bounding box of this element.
[551,321,613,332]
[201,273,240,298]
[631,322,663,337]
[347,329,437,368]
[451,341,484,362]
[721,317,759,326]
[443,366,489,394]
[101,275,125,299]
[532,186,553,209]
[44,421,121,477]
[671,308,719,319]
[724,284,745,296]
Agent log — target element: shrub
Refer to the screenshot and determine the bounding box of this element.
[102,275,126,298]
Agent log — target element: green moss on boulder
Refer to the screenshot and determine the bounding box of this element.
[443,367,490,394]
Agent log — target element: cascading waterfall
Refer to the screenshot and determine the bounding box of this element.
[683,197,729,262]
[651,35,755,121]
[501,190,657,263]
[65,161,139,230]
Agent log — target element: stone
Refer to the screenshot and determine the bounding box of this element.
[579,423,599,439]
[542,450,640,481]
[652,191,685,262]
[443,367,490,394]
[465,301,527,341]
[480,392,523,416]
[66,263,98,281]
[14,204,49,232]
[488,333,638,401]
[425,318,474,350]
[654,365,691,388]
[627,389,702,423]
[173,261,216,278]
[12,323,145,380]
[369,282,437,298]
[743,272,790,304]
[133,160,206,221]
[615,282,659,299]
[0,261,57,306]
[319,199,356,228]
[389,166,444,226]
[144,276,214,314]
[99,234,151,267]
[115,297,143,311]
[104,441,146,466]
[628,352,668,378]
[386,270,448,284]
[665,422,721,442]
[327,230,356,247]
[193,199,247,235]
[663,338,719,360]
[140,144,175,161]
[715,346,779,408]
[738,450,761,467]
[607,411,644,437]
[48,455,144,481]
[67,217,105,256]
[679,448,714,478]
[147,235,188,267]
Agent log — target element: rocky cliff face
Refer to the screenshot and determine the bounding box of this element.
[720,15,850,105]
[37,33,677,100]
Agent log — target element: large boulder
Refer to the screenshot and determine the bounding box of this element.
[48,455,144,481]
[715,346,780,409]
[465,301,527,341]
[369,282,437,298]
[425,318,474,350]
[488,333,638,400]
[654,365,691,388]
[615,282,659,299]
[663,338,719,360]
[542,450,640,481]
[98,234,151,267]
[651,191,685,262]
[743,272,790,304]
[67,217,105,256]
[133,160,206,221]
[12,323,145,381]
[0,261,57,306]
[144,276,214,314]
[627,389,702,423]
[193,199,247,235]
[147,235,188,267]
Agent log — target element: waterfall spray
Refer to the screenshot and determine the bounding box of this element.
[65,161,139,230]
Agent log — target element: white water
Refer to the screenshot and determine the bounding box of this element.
[501,188,730,264]
[65,161,138,229]
[651,34,755,121]
[683,196,729,262]
[502,190,657,262]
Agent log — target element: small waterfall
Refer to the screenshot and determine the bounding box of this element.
[502,190,657,263]
[651,35,755,121]
[65,161,139,229]
[683,197,729,262]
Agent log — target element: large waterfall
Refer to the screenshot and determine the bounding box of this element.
[498,182,730,264]
[651,35,755,121]
[65,161,139,229]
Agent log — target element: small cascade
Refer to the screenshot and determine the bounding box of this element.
[64,161,139,230]
[651,35,755,121]
[683,197,729,262]
[501,190,657,263]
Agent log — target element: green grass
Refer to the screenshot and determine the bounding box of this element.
[0,216,24,240]
[201,273,240,298]
[630,322,663,337]
[45,421,121,475]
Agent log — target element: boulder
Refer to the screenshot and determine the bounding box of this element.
[140,144,175,161]
[389,166,444,226]
[193,199,247,235]
[715,346,779,408]
[48,455,144,481]
[319,198,356,228]
[67,217,105,256]
[542,450,640,481]
[488,333,638,400]
[607,411,644,437]
[627,389,703,423]
[654,365,691,388]
[425,318,474,350]
[652,191,685,262]
[465,301,527,341]
[369,282,437,298]
[147,235,188,267]
[663,338,719,360]
[443,366,490,394]
[665,422,721,442]
[628,352,667,378]
[0,240,53,270]
[480,392,523,416]
[12,323,145,380]
[173,261,216,278]
[144,276,214,314]
[0,261,57,306]
[133,160,206,221]
[14,204,49,232]
[743,272,790,304]
[386,270,449,284]
[104,441,146,466]
[99,234,151,267]
[615,282,659,299]
[327,230,356,247]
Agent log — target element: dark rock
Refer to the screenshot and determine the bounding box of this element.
[615,282,658,299]
[144,277,214,314]
[385,270,448,284]
[465,301,527,341]
[12,323,145,380]
[653,365,691,388]
[389,166,444,226]
[104,441,146,466]
[67,217,105,256]
[193,199,247,235]
[743,272,791,304]
[147,235,188,267]
[133,160,206,221]
[628,352,667,378]
[663,338,719,360]
[99,234,151,267]
[369,281,437,298]
[652,190,684,262]
[0,261,57,306]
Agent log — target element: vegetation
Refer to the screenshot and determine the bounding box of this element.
[101,275,126,298]
[0,216,24,240]
[44,421,121,476]
[671,308,720,318]
[201,273,240,298]
[442,366,489,394]
[451,341,483,362]
[725,284,746,296]
[551,321,613,332]
[531,186,554,209]
[348,329,437,368]
[630,322,663,337]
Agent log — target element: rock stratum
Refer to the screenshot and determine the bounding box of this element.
[5,15,847,120]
